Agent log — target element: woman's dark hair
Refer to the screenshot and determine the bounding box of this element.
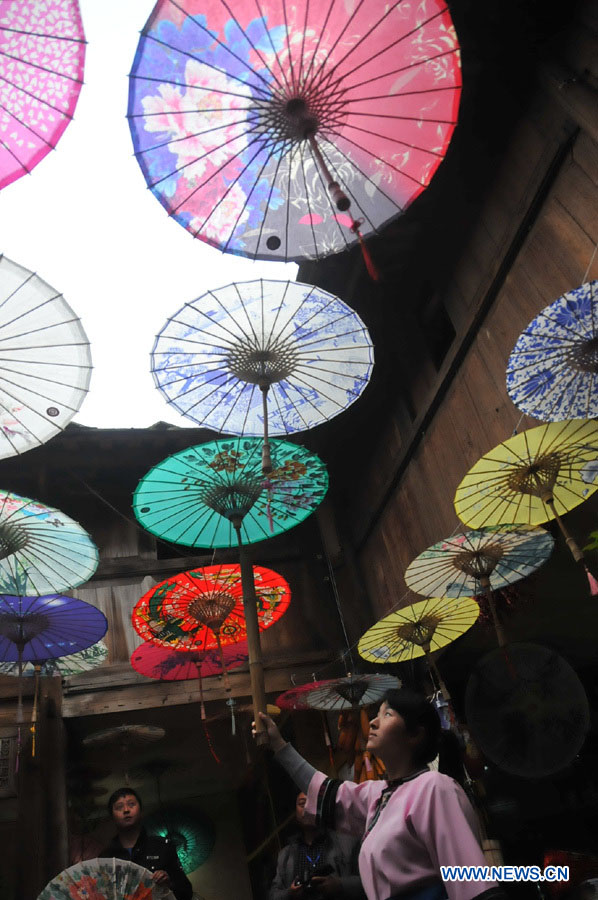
[380,688,441,765]
[107,786,143,814]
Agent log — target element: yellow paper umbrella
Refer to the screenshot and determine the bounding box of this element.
[453,419,598,582]
[358,595,479,701]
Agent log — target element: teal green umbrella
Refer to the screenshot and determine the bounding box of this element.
[133,437,328,744]
[132,438,328,548]
[145,807,215,873]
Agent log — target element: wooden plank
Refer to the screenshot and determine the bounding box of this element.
[573,132,598,187]
[60,654,335,717]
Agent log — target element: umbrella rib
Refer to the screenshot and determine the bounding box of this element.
[345,84,461,105]
[0,137,28,171]
[0,48,83,84]
[253,148,295,258]
[263,284,325,351]
[327,125,441,191]
[272,380,312,432]
[319,129,404,215]
[347,47,460,93]
[250,0,294,94]
[210,0,287,93]
[0,72,76,117]
[0,96,58,148]
[305,0,369,98]
[148,130,251,190]
[322,6,449,93]
[222,148,275,252]
[262,282,292,352]
[129,74,257,103]
[299,142,324,259]
[142,23,272,97]
[0,374,82,413]
[0,397,49,444]
[137,117,257,156]
[281,0,298,93]
[334,117,447,156]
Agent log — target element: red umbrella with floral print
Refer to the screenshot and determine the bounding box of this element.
[128,0,461,263]
[132,564,290,730]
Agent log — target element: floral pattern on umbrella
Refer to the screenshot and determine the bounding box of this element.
[404,526,554,598]
[0,490,99,594]
[131,564,290,651]
[128,0,461,261]
[0,0,86,190]
[37,857,175,900]
[133,437,328,548]
[507,280,598,422]
[130,639,248,681]
[152,279,373,436]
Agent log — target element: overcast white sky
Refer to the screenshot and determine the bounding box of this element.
[0,0,297,428]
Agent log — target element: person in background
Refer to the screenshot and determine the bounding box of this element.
[99,787,193,900]
[269,790,365,900]
[256,689,504,900]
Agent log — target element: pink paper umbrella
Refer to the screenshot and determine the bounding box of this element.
[130,640,249,682]
[0,0,86,190]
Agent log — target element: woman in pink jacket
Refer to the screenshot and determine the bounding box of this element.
[256,689,502,900]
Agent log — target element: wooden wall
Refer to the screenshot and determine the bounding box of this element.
[347,96,598,619]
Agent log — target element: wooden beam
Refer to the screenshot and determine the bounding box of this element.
[90,548,303,581]
[60,650,338,718]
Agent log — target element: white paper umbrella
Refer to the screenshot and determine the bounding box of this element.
[152,279,373,470]
[0,255,91,460]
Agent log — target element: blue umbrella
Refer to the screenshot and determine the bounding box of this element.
[507,280,598,421]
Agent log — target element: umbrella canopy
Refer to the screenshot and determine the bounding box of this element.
[131,564,290,651]
[465,642,590,778]
[145,807,215,873]
[404,526,554,598]
[277,673,400,711]
[130,639,248,681]
[357,595,479,664]
[152,279,373,439]
[0,0,86,191]
[506,280,598,422]
[133,437,328,548]
[0,490,99,594]
[38,858,175,900]
[0,638,107,676]
[0,254,92,459]
[128,0,461,261]
[453,419,598,528]
[82,723,165,752]
[0,594,107,663]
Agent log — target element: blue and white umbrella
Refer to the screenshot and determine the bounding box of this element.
[507,280,598,421]
[152,279,373,470]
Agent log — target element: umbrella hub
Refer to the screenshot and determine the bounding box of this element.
[200,478,263,520]
[568,337,598,373]
[453,544,503,578]
[395,615,441,647]
[0,612,49,644]
[335,679,368,706]
[254,92,321,143]
[188,592,235,631]
[507,453,561,498]
[227,338,298,386]
[0,521,28,560]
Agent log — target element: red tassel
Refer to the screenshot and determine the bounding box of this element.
[585,565,598,596]
[350,219,380,282]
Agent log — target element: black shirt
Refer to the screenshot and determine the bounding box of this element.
[99,827,193,900]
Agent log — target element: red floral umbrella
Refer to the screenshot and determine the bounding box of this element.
[132,564,290,652]
[128,0,461,263]
[130,640,248,681]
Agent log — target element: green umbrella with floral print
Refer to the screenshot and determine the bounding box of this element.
[133,437,328,743]
[133,438,328,548]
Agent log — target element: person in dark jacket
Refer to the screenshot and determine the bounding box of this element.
[269,791,365,900]
[99,787,193,900]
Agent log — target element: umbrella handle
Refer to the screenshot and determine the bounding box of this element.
[307,135,350,211]
[235,525,268,747]
[479,577,507,647]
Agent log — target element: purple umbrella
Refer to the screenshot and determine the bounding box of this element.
[0,594,107,757]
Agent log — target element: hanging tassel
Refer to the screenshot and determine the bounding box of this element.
[30,665,40,758]
[350,219,380,282]
[202,718,221,764]
[585,564,598,595]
